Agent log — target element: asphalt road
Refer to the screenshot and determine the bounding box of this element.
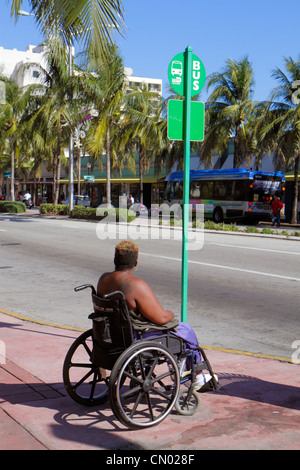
[0,212,299,360]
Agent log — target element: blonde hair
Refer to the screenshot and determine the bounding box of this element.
[114,241,139,270]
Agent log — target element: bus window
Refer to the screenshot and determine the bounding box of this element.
[231,180,247,201]
[190,182,201,198]
[174,181,183,199]
[213,181,227,199]
[165,182,172,200]
[201,181,213,199]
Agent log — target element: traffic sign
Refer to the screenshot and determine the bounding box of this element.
[168,52,206,97]
[84,175,95,182]
[167,100,204,141]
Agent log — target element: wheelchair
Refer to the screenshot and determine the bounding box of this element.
[63,284,219,429]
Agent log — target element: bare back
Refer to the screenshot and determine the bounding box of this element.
[97,270,175,325]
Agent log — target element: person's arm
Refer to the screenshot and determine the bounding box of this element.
[133,278,175,325]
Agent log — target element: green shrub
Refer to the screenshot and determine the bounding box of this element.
[70,206,97,219]
[222,222,239,231]
[244,226,260,233]
[70,206,136,222]
[39,203,69,215]
[262,227,275,234]
[0,201,26,213]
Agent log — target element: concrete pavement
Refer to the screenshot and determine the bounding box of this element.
[0,310,299,451]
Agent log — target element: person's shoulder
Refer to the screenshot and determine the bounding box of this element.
[131,277,151,291]
[99,271,112,280]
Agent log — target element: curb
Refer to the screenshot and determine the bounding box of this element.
[0,308,294,365]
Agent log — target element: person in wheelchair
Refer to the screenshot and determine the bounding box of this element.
[97,240,218,392]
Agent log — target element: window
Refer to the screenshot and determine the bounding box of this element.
[190,182,201,198]
[173,181,183,199]
[201,181,213,199]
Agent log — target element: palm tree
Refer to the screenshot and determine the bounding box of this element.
[204,57,256,168]
[259,57,300,224]
[0,75,34,200]
[124,87,166,204]
[26,35,84,204]
[10,0,125,56]
[84,44,126,205]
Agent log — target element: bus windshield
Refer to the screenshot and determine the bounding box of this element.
[250,175,283,203]
[252,175,282,192]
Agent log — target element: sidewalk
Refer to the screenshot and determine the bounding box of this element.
[0,311,299,450]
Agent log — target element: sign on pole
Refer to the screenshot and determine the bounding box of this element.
[167,47,206,323]
[168,51,206,97]
[167,100,205,141]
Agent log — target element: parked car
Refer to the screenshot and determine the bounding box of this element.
[62,195,90,207]
[129,202,148,217]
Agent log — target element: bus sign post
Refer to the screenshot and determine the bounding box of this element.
[167,46,206,323]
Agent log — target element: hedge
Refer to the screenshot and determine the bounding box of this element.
[39,203,136,222]
[0,201,26,213]
[39,203,69,215]
[71,206,136,222]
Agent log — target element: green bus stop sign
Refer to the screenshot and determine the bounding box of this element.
[168,52,206,97]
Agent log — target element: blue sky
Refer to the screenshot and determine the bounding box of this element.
[1,0,300,102]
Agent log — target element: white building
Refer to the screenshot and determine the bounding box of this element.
[0,45,162,96]
[124,67,162,96]
[0,44,47,87]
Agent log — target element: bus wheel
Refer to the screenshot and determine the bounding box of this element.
[213,207,223,223]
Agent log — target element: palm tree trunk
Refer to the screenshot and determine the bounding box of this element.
[53,153,57,203]
[139,147,144,204]
[54,123,62,205]
[233,124,240,168]
[10,140,15,201]
[106,127,111,205]
[54,153,61,205]
[290,154,299,224]
[33,177,37,207]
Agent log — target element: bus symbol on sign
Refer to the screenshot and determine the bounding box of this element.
[171,60,182,76]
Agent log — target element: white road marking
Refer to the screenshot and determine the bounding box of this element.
[210,242,300,256]
[139,252,300,282]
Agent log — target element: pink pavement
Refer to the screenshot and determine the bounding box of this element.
[0,311,299,451]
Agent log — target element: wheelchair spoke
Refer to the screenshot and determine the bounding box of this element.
[129,390,144,418]
[72,368,94,391]
[144,392,154,421]
[82,340,92,359]
[89,371,98,400]
[69,362,93,368]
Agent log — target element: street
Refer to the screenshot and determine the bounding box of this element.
[0,212,299,360]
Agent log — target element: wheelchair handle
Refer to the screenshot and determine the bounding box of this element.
[103,290,126,301]
[74,284,96,295]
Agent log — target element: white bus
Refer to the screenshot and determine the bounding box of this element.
[164,169,286,223]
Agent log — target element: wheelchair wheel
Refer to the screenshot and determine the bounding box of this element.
[109,341,180,429]
[175,387,201,416]
[63,329,110,406]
